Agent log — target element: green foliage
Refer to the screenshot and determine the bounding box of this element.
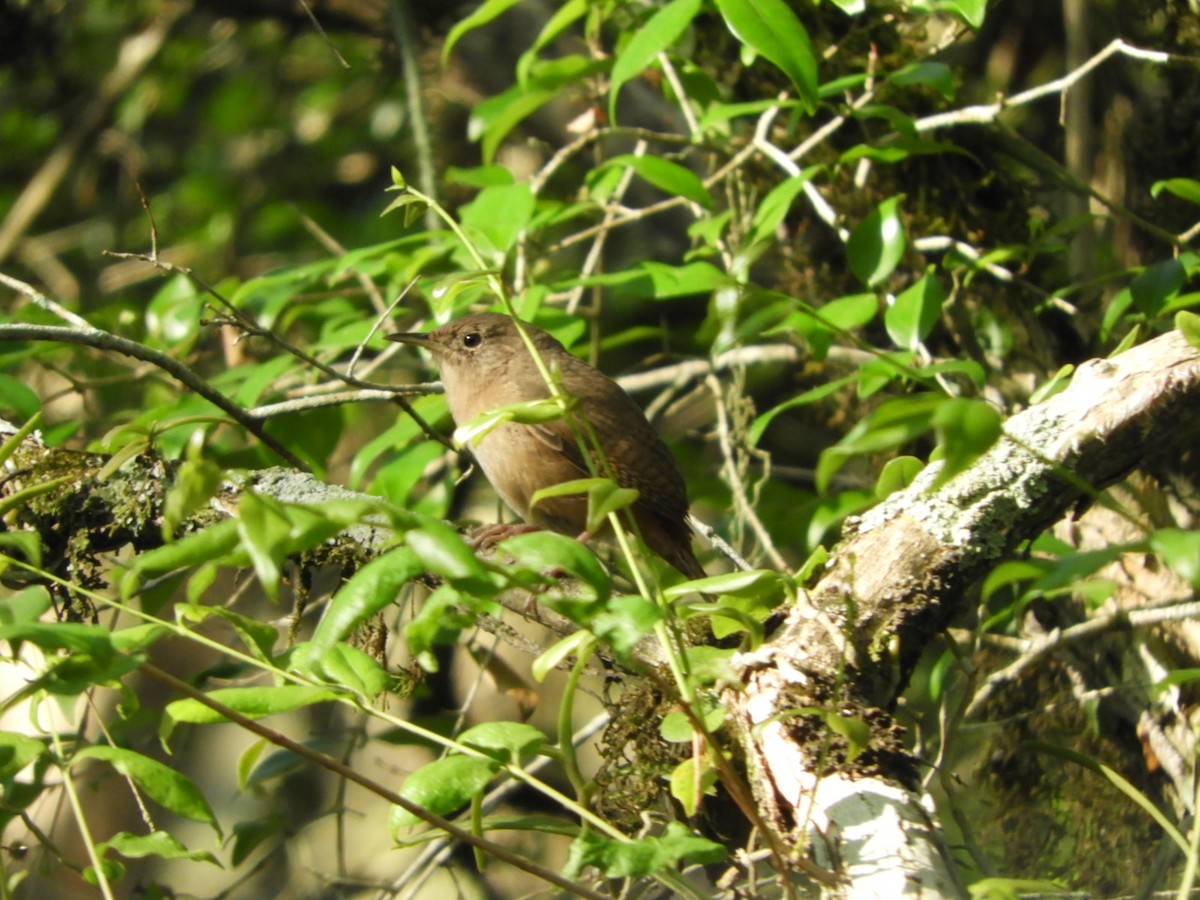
[564,821,725,879]
[2,0,1199,895]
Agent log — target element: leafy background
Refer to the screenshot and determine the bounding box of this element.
[1,0,1199,896]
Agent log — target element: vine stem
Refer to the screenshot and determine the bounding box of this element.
[49,724,116,900]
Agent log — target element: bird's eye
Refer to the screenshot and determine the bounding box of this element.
[462,332,483,348]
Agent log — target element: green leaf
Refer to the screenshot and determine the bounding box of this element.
[406,518,494,589]
[310,546,422,653]
[875,456,924,499]
[668,756,718,817]
[981,559,1053,601]
[714,0,817,112]
[444,164,514,188]
[460,182,536,259]
[1150,528,1200,588]
[640,260,727,298]
[602,154,713,209]
[885,269,944,349]
[516,0,588,84]
[660,703,725,742]
[0,731,47,780]
[443,0,524,64]
[72,746,220,836]
[557,260,726,299]
[564,820,724,879]
[840,135,963,165]
[748,374,856,446]
[1177,310,1200,350]
[389,755,500,830]
[532,630,595,683]
[930,0,987,28]
[103,830,220,865]
[847,196,906,287]
[162,456,224,540]
[0,585,51,625]
[663,568,790,602]
[890,62,956,100]
[1130,258,1185,316]
[825,713,871,763]
[380,192,428,228]
[1151,178,1200,206]
[230,814,285,866]
[0,374,42,419]
[310,642,390,698]
[404,584,480,671]
[499,530,611,602]
[1029,364,1075,404]
[453,396,569,448]
[469,56,604,163]
[235,491,293,602]
[816,393,943,491]
[0,622,113,664]
[176,604,278,663]
[931,398,1003,486]
[161,686,339,750]
[609,0,703,121]
[580,594,662,657]
[111,624,168,656]
[750,172,814,243]
[530,477,640,535]
[457,722,547,764]
[122,519,241,600]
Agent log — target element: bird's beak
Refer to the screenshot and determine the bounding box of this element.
[386,332,436,351]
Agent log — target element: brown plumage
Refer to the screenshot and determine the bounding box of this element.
[387,313,706,580]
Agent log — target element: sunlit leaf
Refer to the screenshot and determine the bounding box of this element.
[389,755,499,831]
[311,547,422,653]
[564,821,724,878]
[73,746,220,836]
[1151,178,1200,205]
[847,196,906,288]
[886,269,944,349]
[458,721,548,763]
[609,0,703,121]
[714,0,817,112]
[443,0,524,63]
[668,756,718,817]
[930,398,1002,486]
[601,154,713,209]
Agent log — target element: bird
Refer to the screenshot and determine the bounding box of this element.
[387,312,706,581]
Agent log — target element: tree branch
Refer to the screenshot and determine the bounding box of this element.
[728,329,1200,893]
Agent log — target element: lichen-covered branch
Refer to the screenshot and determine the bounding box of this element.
[728,329,1200,895]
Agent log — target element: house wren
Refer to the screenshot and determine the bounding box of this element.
[387,313,706,580]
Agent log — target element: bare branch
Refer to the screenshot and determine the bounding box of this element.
[0,317,307,470]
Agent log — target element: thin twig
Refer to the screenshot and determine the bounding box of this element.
[966,597,1200,718]
[247,387,437,420]
[704,373,788,570]
[566,140,646,315]
[0,301,308,468]
[547,104,784,255]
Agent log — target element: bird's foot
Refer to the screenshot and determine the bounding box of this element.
[467,522,541,550]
